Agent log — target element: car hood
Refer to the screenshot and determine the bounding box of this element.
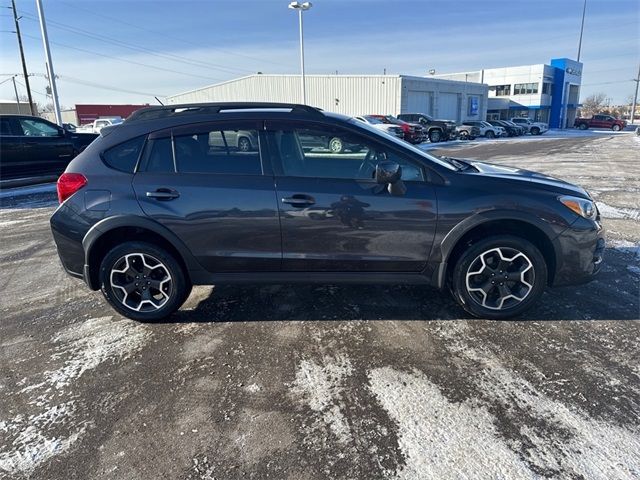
[464,159,590,198]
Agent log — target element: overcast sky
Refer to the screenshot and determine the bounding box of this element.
[1,0,638,108]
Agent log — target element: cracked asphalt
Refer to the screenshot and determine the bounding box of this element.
[1,132,639,479]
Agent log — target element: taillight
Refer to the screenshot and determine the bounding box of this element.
[57,173,87,203]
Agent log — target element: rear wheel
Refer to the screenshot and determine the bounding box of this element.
[451,235,547,319]
[531,127,540,135]
[458,131,469,140]
[579,123,588,130]
[612,124,621,131]
[429,129,442,143]
[100,241,188,322]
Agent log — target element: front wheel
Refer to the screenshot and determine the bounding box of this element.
[100,241,188,322]
[579,123,588,130]
[329,137,344,153]
[238,136,252,152]
[612,124,621,131]
[458,131,469,140]
[531,127,540,135]
[451,235,547,319]
[485,130,495,138]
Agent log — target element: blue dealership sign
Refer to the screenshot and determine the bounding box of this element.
[468,96,479,116]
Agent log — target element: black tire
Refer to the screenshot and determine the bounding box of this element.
[459,131,469,140]
[429,129,442,143]
[99,241,189,322]
[238,136,252,152]
[485,130,495,138]
[579,123,588,130]
[531,127,540,135]
[329,137,344,153]
[450,235,547,319]
[612,124,621,131]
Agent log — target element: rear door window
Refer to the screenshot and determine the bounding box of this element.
[139,122,263,175]
[0,118,13,136]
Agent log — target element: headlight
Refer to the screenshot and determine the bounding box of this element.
[559,195,597,220]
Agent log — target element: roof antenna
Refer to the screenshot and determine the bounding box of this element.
[155,96,165,106]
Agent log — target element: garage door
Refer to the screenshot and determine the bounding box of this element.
[407,91,433,114]
[438,93,459,122]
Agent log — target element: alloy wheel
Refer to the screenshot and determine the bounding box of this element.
[238,137,251,152]
[329,137,344,153]
[465,247,534,310]
[110,253,172,312]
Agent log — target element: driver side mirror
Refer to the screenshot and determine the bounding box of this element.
[57,127,66,137]
[375,162,406,196]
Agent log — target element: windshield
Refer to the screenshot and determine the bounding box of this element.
[384,116,403,125]
[363,116,384,124]
[348,118,457,171]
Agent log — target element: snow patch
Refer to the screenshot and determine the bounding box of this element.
[291,355,353,445]
[0,317,150,477]
[368,366,535,479]
[433,323,640,479]
[596,202,640,221]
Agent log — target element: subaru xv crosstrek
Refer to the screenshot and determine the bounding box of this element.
[50,103,605,321]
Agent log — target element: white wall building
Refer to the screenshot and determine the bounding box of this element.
[167,74,489,123]
[434,58,583,128]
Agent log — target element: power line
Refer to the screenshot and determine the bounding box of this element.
[21,32,227,82]
[55,0,293,69]
[18,12,257,76]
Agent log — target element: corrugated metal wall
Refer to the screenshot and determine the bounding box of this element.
[167,75,402,116]
[167,74,489,120]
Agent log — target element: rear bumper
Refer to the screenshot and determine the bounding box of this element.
[551,218,605,287]
[50,203,90,282]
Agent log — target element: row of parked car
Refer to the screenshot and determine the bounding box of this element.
[352,113,548,148]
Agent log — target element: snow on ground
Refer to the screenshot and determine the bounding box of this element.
[0,183,57,200]
[0,317,150,477]
[291,355,354,445]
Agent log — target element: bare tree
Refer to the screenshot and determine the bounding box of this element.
[580,92,608,117]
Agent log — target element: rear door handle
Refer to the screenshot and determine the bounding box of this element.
[282,194,315,207]
[146,188,180,200]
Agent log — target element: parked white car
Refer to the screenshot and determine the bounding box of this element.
[76,117,123,134]
[510,118,548,135]
[355,115,405,139]
[461,121,505,138]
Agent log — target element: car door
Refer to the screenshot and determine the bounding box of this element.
[0,117,25,180]
[132,120,281,273]
[17,117,74,176]
[265,120,437,272]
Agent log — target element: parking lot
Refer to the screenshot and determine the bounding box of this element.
[1,131,639,479]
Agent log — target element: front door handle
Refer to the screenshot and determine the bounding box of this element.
[282,194,315,207]
[146,188,180,200]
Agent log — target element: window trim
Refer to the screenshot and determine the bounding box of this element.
[263,119,430,183]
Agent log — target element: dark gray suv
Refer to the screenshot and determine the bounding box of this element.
[50,103,605,321]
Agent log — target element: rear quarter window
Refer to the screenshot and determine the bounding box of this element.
[101,136,146,173]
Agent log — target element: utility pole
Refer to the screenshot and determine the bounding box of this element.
[577,0,587,61]
[35,0,62,125]
[11,75,21,114]
[631,64,640,125]
[11,0,35,115]
[288,2,312,105]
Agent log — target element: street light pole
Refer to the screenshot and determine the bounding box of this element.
[35,0,62,125]
[577,0,587,62]
[288,2,312,105]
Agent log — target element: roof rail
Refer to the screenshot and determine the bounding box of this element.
[126,102,324,122]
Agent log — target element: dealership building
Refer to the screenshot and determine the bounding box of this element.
[435,58,583,128]
[167,74,489,123]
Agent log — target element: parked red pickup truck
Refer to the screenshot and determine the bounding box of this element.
[574,114,627,131]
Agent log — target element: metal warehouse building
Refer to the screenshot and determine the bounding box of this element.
[167,74,489,123]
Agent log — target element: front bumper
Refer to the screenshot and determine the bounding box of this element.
[552,217,605,287]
